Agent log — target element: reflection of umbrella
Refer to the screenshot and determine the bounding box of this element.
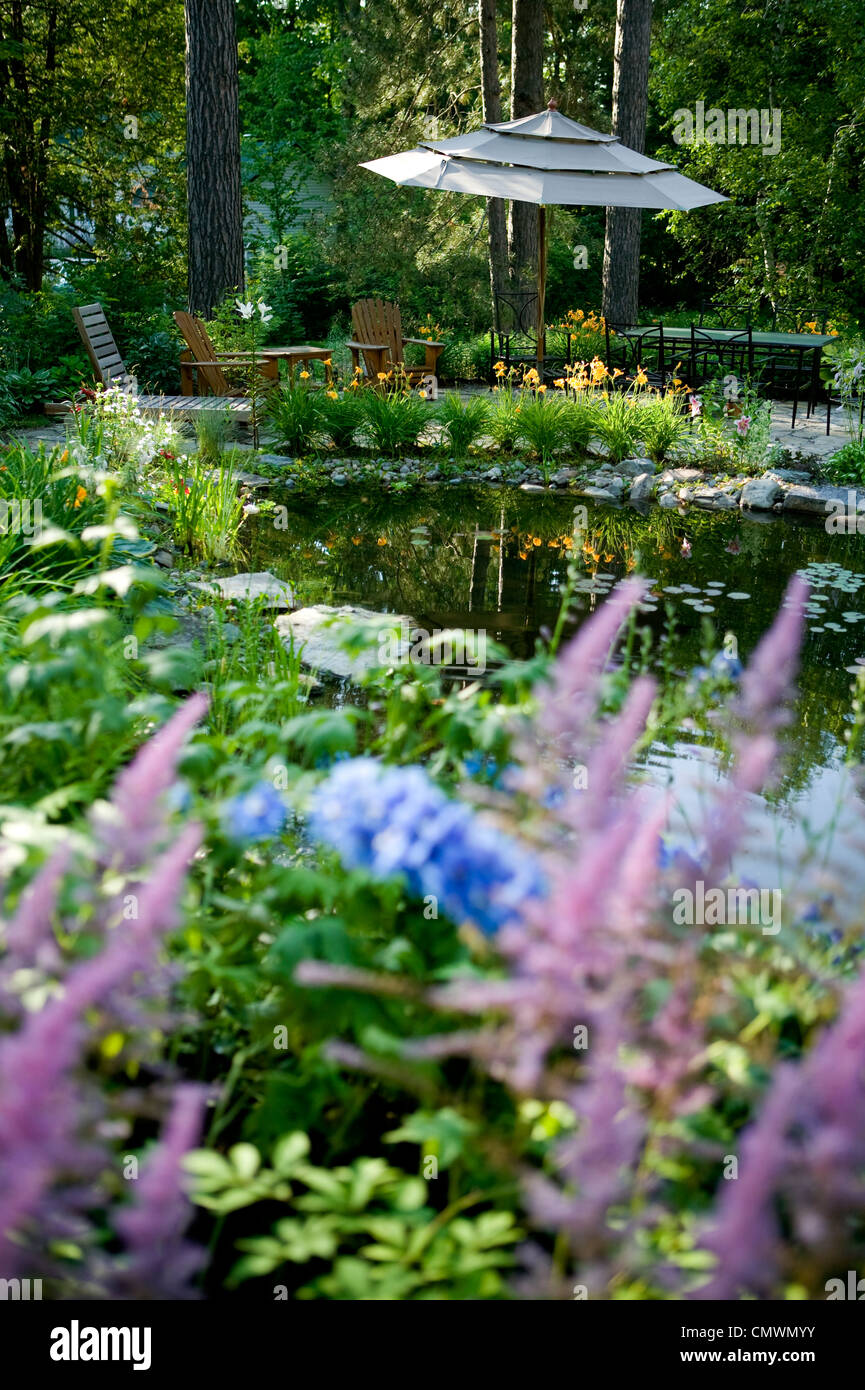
[361,102,727,364]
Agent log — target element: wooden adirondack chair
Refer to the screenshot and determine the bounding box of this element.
[72,303,254,420]
[173,311,279,397]
[347,298,444,382]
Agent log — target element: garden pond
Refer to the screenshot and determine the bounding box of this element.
[243,485,865,911]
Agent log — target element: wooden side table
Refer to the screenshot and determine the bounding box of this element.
[260,346,334,387]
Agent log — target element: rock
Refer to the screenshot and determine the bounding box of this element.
[670,467,704,481]
[520,482,545,493]
[275,605,414,681]
[257,453,294,468]
[483,466,503,482]
[659,492,680,509]
[693,488,738,510]
[586,474,623,499]
[221,622,241,645]
[768,468,812,484]
[192,570,295,610]
[331,472,348,484]
[154,549,174,568]
[740,477,783,510]
[782,486,834,516]
[629,472,655,502]
[619,457,654,478]
[549,468,578,486]
[209,468,270,490]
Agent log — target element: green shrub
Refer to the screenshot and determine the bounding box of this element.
[319,390,365,450]
[436,334,491,383]
[593,391,643,463]
[164,454,245,564]
[0,365,65,416]
[361,384,430,457]
[821,440,865,485]
[516,393,570,462]
[638,390,690,465]
[488,385,524,451]
[194,409,233,467]
[436,392,491,457]
[266,383,324,455]
[0,441,104,593]
[560,393,600,455]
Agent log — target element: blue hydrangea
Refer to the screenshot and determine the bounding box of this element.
[709,650,744,682]
[224,782,287,843]
[308,758,546,934]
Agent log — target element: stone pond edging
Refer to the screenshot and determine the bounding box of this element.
[259,450,865,523]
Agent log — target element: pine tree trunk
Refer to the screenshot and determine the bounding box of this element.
[601,0,652,325]
[478,0,507,324]
[0,1,57,290]
[507,0,544,290]
[185,0,245,317]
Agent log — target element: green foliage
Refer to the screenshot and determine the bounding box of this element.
[194,410,233,468]
[318,389,364,451]
[821,441,865,486]
[638,390,691,465]
[361,384,431,458]
[593,392,643,464]
[185,1136,520,1300]
[561,393,601,454]
[266,383,324,455]
[437,392,491,457]
[161,455,245,565]
[488,385,524,451]
[515,393,570,465]
[0,441,105,592]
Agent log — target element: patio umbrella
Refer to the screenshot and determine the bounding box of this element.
[361,102,727,364]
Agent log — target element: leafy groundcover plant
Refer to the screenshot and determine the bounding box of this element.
[6,569,865,1298]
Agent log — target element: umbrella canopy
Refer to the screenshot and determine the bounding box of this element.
[361,104,727,362]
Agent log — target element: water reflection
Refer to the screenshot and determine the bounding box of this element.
[248,486,865,796]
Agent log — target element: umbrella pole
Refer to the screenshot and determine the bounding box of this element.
[537,204,547,367]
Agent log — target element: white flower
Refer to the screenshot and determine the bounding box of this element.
[258,300,274,325]
[236,299,255,321]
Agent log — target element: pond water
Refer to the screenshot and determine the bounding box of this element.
[247,486,865,902]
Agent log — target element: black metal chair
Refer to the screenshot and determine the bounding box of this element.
[751,342,812,429]
[689,326,754,389]
[769,308,826,333]
[698,299,754,329]
[490,289,539,378]
[603,322,667,387]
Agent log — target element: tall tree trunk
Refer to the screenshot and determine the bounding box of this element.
[478,0,507,325]
[601,0,652,325]
[185,0,245,317]
[0,1,56,290]
[508,0,544,290]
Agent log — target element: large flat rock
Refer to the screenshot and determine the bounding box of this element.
[275,604,414,680]
[193,571,295,609]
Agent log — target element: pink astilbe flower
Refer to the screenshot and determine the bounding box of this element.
[0,697,208,1291]
[297,577,849,1299]
[93,690,208,870]
[113,1084,208,1299]
[695,936,865,1298]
